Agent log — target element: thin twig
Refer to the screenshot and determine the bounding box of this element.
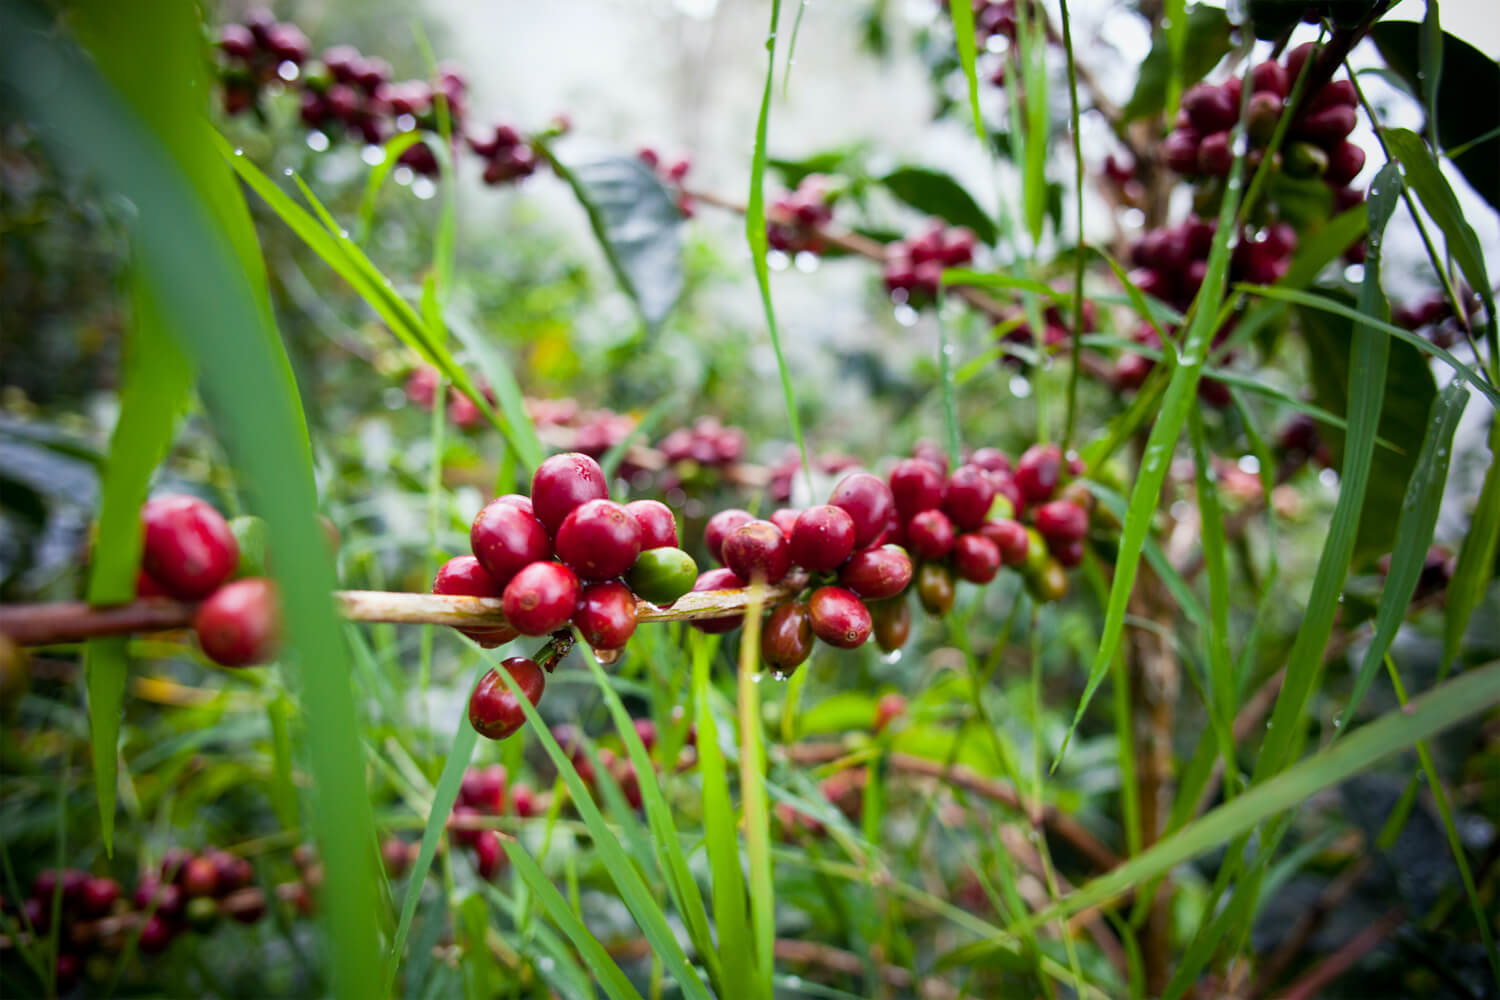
[1273,905,1404,1000]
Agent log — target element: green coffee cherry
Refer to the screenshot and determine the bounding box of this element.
[625,547,698,605]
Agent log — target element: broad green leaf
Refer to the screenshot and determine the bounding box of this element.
[1445,419,1500,668]
[882,166,998,245]
[540,148,685,332]
[0,10,380,997]
[1373,22,1500,210]
[1340,381,1467,726]
[1122,5,1231,122]
[946,0,986,144]
[766,146,866,188]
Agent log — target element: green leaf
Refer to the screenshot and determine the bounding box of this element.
[1297,290,1438,566]
[1340,380,1467,727]
[1122,5,1232,122]
[736,600,776,996]
[881,166,998,245]
[1445,419,1500,669]
[946,0,986,144]
[540,148,685,332]
[766,147,865,188]
[1,8,381,997]
[1372,21,1500,210]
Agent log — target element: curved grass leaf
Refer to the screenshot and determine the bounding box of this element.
[0,11,381,997]
[947,0,985,144]
[1017,5,1049,245]
[355,131,426,242]
[1445,419,1500,669]
[737,596,776,995]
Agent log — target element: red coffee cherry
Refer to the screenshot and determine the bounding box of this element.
[501,562,581,635]
[179,856,219,899]
[969,447,1012,475]
[1183,83,1237,133]
[911,439,949,474]
[829,473,896,548]
[1163,129,1202,174]
[459,763,507,813]
[953,533,1001,583]
[1325,140,1366,186]
[194,578,280,667]
[137,914,176,955]
[1015,444,1063,505]
[888,458,944,519]
[987,469,1024,516]
[573,581,638,650]
[915,562,956,616]
[474,830,505,880]
[1292,105,1357,148]
[769,507,802,538]
[623,499,679,550]
[80,877,118,917]
[688,568,746,633]
[704,508,755,564]
[209,850,254,894]
[1034,500,1089,547]
[838,544,913,600]
[433,555,518,646]
[762,601,814,673]
[469,656,547,740]
[870,597,912,652]
[470,499,551,584]
[942,464,997,530]
[141,494,240,600]
[555,499,642,580]
[133,877,183,919]
[1197,131,1233,177]
[979,518,1031,566]
[1053,538,1086,568]
[873,692,907,733]
[907,509,956,561]
[530,452,609,534]
[448,805,483,845]
[223,887,267,924]
[807,586,872,649]
[494,493,534,516]
[724,520,791,584]
[1251,59,1289,98]
[788,505,856,572]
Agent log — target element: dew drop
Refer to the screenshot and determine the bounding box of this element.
[772,670,786,682]
[277,60,300,82]
[282,167,294,177]
[361,145,386,166]
[751,672,765,684]
[793,250,819,273]
[883,649,902,664]
[767,248,790,271]
[233,148,245,157]
[396,113,417,132]
[306,130,330,152]
[1009,374,1032,398]
[412,177,436,200]
[893,303,919,327]
[1331,714,1342,728]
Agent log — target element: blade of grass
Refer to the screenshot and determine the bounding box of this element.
[947,0,985,142]
[1339,380,1467,728]
[1444,419,1500,670]
[355,131,426,243]
[737,591,776,996]
[936,303,962,467]
[747,0,811,497]
[1058,0,1087,450]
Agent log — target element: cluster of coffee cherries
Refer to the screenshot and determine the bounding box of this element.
[1394,289,1486,351]
[638,148,695,218]
[470,122,542,186]
[656,416,748,470]
[133,495,282,668]
[4,853,267,990]
[764,448,861,505]
[551,716,691,813]
[766,175,836,255]
[882,221,978,306]
[1275,413,1333,477]
[422,764,538,881]
[995,297,1100,367]
[434,453,702,739]
[404,365,499,429]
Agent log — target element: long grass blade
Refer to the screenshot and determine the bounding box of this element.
[737,593,776,996]
[1445,419,1500,669]
[947,0,985,142]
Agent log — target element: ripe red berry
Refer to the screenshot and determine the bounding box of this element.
[573,581,638,650]
[530,452,609,535]
[193,578,280,667]
[1163,128,1202,174]
[1325,140,1366,186]
[688,568,747,633]
[953,533,1002,584]
[828,473,896,548]
[723,520,791,584]
[911,440,949,474]
[474,829,505,880]
[1183,83,1237,133]
[807,586,872,649]
[134,876,182,918]
[223,887,267,924]
[907,509,956,561]
[1292,105,1357,148]
[180,856,219,899]
[888,458,945,519]
[873,693,907,733]
[622,499,678,550]
[870,597,912,652]
[470,499,551,584]
[969,447,1011,474]
[1015,444,1063,505]
[433,555,518,646]
[459,764,507,813]
[979,518,1030,566]
[448,805,483,846]
[80,877,118,917]
[555,499,642,580]
[633,717,658,751]
[210,851,253,895]
[1196,131,1234,176]
[788,505,856,571]
[838,545,913,599]
[138,914,175,955]
[1053,538,1086,567]
[141,494,240,600]
[469,656,547,740]
[704,509,755,564]
[769,507,802,538]
[1251,60,1289,98]
[1034,500,1089,548]
[501,562,581,635]
[943,464,997,530]
[762,601,814,673]
[494,493,534,515]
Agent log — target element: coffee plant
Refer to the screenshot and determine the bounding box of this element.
[1,1,1498,998]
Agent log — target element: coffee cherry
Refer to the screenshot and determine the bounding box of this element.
[133,877,182,919]
[223,887,267,924]
[555,499,642,580]
[987,470,1024,516]
[180,856,219,899]
[788,505,856,571]
[969,447,1012,474]
[1183,83,1237,133]
[530,452,609,535]
[953,533,1001,584]
[1022,527,1051,576]
[1325,140,1365,186]
[194,578,280,667]
[1292,105,1357,148]
[870,597,912,652]
[915,563,956,616]
[1053,538,1086,567]
[469,656,546,740]
[459,763,507,813]
[186,895,220,933]
[80,877,118,917]
[828,473,896,548]
[1305,79,1357,114]
[494,493,534,515]
[470,499,551,584]
[501,562,581,635]
[141,494,240,600]
[1163,129,1202,174]
[1015,444,1063,505]
[474,830,505,880]
[1027,558,1069,602]
[138,913,175,955]
[448,805,483,846]
[1251,60,1289,98]
[1033,500,1088,548]
[574,581,638,650]
[724,520,791,584]
[911,439,949,474]
[433,555,518,646]
[807,587,872,649]
[888,458,945,519]
[907,509,956,561]
[767,507,801,538]
[837,544,913,599]
[942,464,997,530]
[688,568,746,633]
[704,509,755,564]
[622,499,678,550]
[873,693,906,733]
[762,601,814,673]
[1197,131,1233,176]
